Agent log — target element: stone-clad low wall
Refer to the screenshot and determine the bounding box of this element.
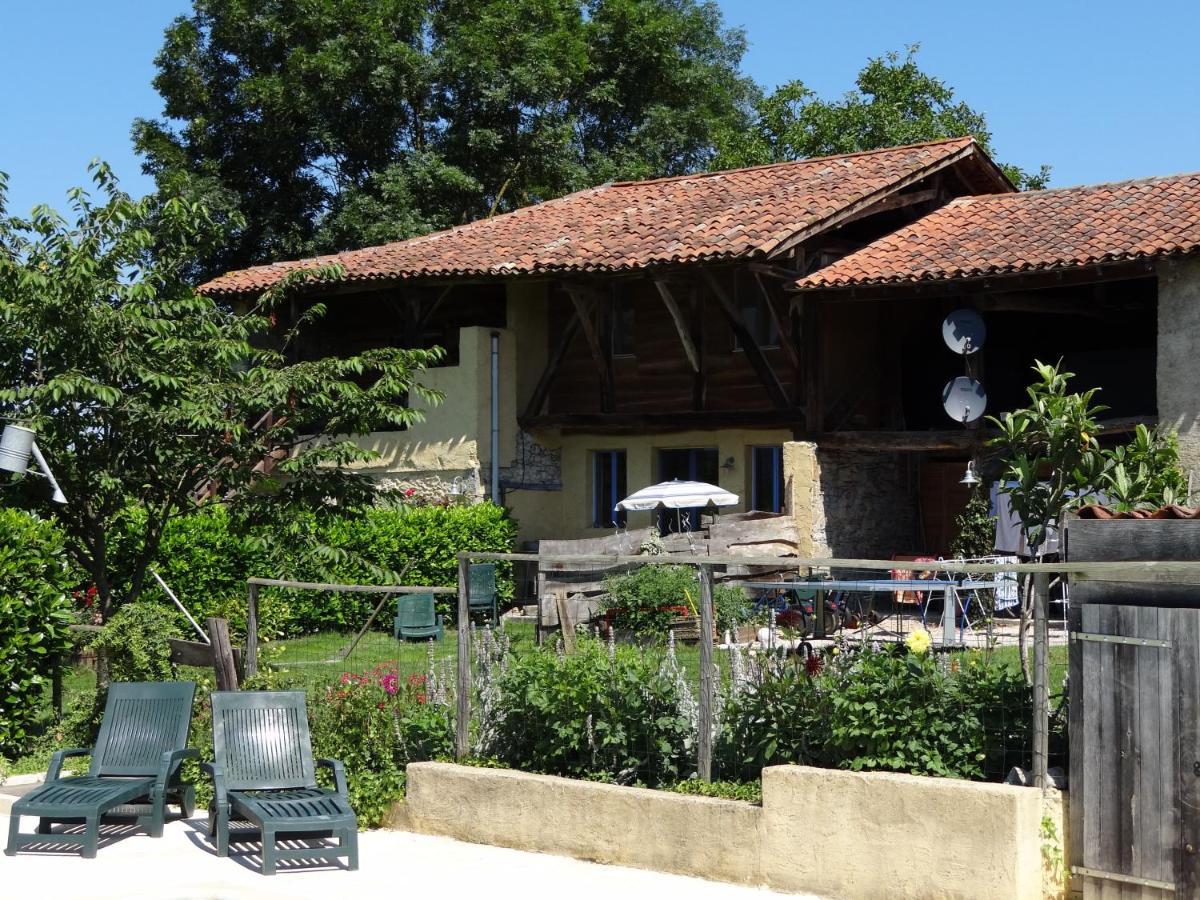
[394,762,1060,900]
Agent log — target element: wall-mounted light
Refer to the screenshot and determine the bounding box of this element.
[959,460,981,487]
[721,456,736,471]
[0,424,67,504]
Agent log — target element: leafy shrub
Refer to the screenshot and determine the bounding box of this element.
[667,778,761,804]
[140,503,517,635]
[90,601,183,683]
[308,664,453,826]
[601,564,750,637]
[482,640,694,786]
[0,509,77,755]
[716,643,1033,783]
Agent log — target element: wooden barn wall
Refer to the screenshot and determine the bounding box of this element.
[544,275,801,416]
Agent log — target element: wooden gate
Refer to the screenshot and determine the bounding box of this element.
[1069,603,1200,897]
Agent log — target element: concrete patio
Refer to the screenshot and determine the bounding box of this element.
[0,813,813,900]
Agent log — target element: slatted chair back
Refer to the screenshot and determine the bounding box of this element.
[91,681,197,777]
[397,593,437,630]
[468,563,496,609]
[210,691,316,791]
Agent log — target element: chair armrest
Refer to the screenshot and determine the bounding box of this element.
[200,761,229,806]
[46,747,92,782]
[155,748,200,792]
[316,758,350,797]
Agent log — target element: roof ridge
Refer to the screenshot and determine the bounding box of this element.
[610,136,976,188]
[951,169,1200,206]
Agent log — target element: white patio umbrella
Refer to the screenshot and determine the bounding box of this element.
[615,479,738,512]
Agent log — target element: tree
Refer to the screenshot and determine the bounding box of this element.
[717,46,1050,190]
[133,0,758,278]
[0,164,442,622]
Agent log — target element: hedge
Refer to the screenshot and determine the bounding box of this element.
[0,509,76,755]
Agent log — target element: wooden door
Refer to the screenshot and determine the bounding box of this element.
[1069,604,1192,898]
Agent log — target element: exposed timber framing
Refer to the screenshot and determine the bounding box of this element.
[563,283,615,413]
[652,277,701,372]
[766,144,983,259]
[838,188,940,227]
[699,268,790,409]
[753,271,800,370]
[520,306,583,422]
[802,297,823,431]
[416,284,454,330]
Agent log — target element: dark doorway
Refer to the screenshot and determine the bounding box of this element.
[657,447,719,532]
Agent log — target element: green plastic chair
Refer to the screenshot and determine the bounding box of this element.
[393,592,444,641]
[204,690,358,875]
[469,563,498,625]
[5,681,198,858]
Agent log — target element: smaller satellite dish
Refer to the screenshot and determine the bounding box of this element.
[942,376,987,423]
[942,309,986,355]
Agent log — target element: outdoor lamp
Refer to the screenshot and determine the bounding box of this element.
[959,460,981,487]
[0,424,67,504]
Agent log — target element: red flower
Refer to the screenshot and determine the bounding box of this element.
[408,673,427,687]
[405,488,416,497]
[804,654,824,677]
[416,693,427,705]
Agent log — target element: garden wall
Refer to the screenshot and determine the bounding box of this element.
[394,762,1064,900]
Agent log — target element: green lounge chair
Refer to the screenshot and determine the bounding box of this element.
[393,592,444,641]
[204,690,358,875]
[469,562,498,625]
[5,680,198,858]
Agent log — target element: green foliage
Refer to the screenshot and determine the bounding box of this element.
[949,488,997,561]
[138,502,517,633]
[484,640,694,785]
[601,564,749,637]
[989,360,1107,551]
[717,646,1032,783]
[0,164,442,623]
[667,778,761,804]
[716,665,824,781]
[308,665,453,826]
[0,509,76,755]
[718,45,1050,191]
[135,0,758,277]
[89,602,183,683]
[1100,424,1189,511]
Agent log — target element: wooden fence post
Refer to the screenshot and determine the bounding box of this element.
[456,554,471,761]
[1032,572,1050,787]
[245,581,259,679]
[207,617,240,692]
[697,563,715,782]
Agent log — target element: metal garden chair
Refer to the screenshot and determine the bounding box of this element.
[204,690,358,875]
[5,680,198,858]
[469,562,498,625]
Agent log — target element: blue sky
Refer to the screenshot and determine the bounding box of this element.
[2,1,1198,218]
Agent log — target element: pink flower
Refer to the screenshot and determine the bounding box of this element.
[405,488,416,497]
[340,673,351,685]
[381,673,399,695]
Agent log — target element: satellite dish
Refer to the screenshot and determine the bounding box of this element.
[942,376,987,423]
[942,309,986,355]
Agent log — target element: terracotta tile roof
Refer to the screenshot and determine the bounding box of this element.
[199,137,984,296]
[793,172,1200,291]
[1076,504,1200,520]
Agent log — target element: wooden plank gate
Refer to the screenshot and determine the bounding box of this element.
[1069,603,1200,897]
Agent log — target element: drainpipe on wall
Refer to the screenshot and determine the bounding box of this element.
[490,331,501,505]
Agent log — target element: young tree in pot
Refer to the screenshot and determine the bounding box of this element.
[988,361,1106,681]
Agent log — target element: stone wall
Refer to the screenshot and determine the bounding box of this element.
[1157,257,1200,485]
[396,761,1059,900]
[785,441,921,559]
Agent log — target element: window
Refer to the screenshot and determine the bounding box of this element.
[750,445,784,513]
[657,447,719,533]
[611,292,636,357]
[592,450,627,528]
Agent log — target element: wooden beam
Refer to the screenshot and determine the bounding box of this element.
[747,261,803,280]
[520,307,583,422]
[803,297,823,431]
[767,144,977,258]
[416,284,454,330]
[838,188,940,227]
[564,285,615,413]
[652,278,701,373]
[753,271,801,370]
[699,268,790,409]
